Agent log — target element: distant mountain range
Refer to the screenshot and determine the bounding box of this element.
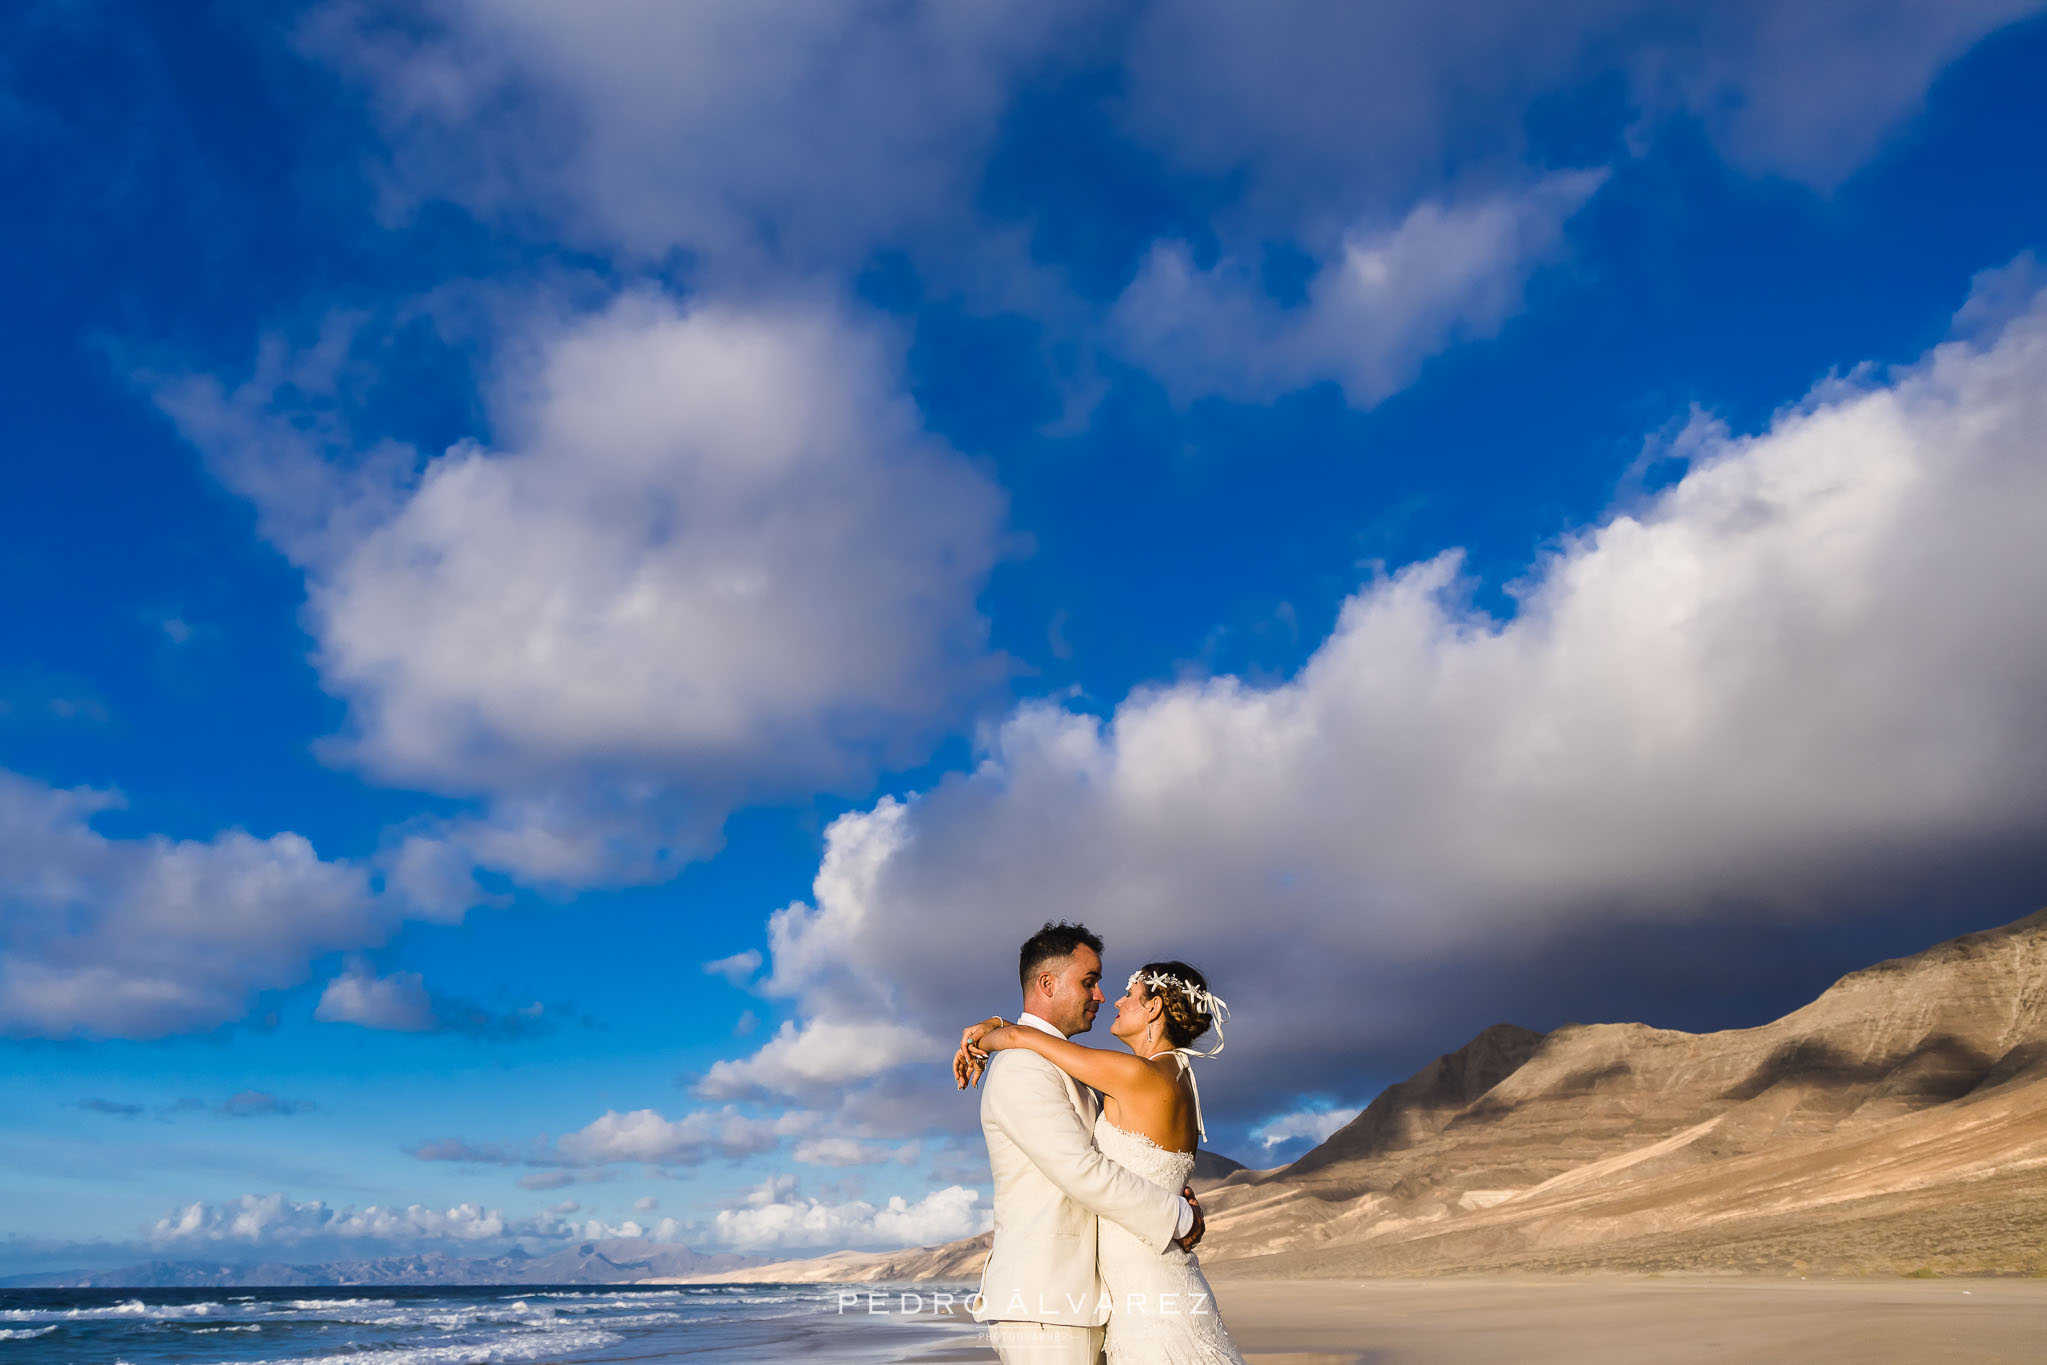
[684,907,2047,1282]
[2,1237,765,1289]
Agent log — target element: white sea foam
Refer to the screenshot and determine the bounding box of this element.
[204,1325,622,1365]
[0,1325,59,1340]
[1,1300,226,1323]
[343,1303,562,1331]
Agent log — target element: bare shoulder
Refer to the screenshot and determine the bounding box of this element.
[1140,1052,1190,1094]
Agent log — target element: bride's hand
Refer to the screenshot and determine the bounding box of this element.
[953,1016,1007,1090]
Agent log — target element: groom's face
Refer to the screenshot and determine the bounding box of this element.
[1044,945,1106,1037]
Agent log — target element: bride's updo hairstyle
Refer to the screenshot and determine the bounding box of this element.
[1135,960,1215,1049]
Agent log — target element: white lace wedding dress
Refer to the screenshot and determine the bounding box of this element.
[1092,1111,1249,1364]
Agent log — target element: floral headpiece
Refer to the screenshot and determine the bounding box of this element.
[1127,969,1230,1057]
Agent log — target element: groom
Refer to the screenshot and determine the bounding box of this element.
[969,921,1204,1364]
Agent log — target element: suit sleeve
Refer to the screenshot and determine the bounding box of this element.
[983,1052,1183,1251]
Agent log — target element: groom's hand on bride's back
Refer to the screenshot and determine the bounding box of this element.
[1175,1186,1205,1252]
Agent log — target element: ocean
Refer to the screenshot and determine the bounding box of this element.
[0,1284,985,1364]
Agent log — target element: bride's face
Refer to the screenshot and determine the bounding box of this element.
[1108,980,1159,1048]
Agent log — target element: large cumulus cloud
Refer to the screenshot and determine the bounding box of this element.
[738,267,2047,1112]
[158,291,1007,885]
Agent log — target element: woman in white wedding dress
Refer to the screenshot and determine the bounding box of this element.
[959,962,1249,1365]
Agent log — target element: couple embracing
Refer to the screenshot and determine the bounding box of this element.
[952,921,1249,1365]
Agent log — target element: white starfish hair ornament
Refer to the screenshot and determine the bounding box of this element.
[1128,969,1230,1057]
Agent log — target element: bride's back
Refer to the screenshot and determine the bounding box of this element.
[1099,1052,1201,1153]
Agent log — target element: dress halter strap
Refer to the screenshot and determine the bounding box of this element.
[1169,1048,1208,1143]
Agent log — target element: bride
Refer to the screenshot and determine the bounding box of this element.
[957,961,1250,1365]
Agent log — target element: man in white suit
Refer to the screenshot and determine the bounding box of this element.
[969,922,1204,1364]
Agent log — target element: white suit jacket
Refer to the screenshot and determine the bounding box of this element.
[974,1014,1182,1325]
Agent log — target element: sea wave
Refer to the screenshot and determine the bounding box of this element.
[0,1300,226,1323]
[340,1303,566,1330]
[215,1324,622,1365]
[0,1325,59,1340]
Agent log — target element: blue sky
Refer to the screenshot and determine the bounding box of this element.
[6,0,2047,1272]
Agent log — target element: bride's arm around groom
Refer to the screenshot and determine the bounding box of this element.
[983,1035,1187,1248]
[977,1031,1189,1331]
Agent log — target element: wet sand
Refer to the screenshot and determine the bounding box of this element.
[904,1276,2047,1363]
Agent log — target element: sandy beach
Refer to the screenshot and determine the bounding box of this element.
[905,1276,2047,1364]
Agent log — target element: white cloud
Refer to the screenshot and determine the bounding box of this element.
[314,961,436,1032]
[702,949,762,987]
[139,1188,712,1264]
[0,769,387,1040]
[568,1218,642,1240]
[710,1180,988,1252]
[633,1195,660,1212]
[696,1017,942,1100]
[1120,1,2044,211]
[1111,173,1603,406]
[311,958,553,1038]
[793,1137,919,1168]
[157,290,1007,887]
[1253,1105,1362,1150]
[150,1193,508,1248]
[554,1108,811,1167]
[746,269,2047,1104]
[383,834,496,921]
[303,0,1093,265]
[311,292,1003,807]
[416,1106,821,1169]
[1634,0,2046,187]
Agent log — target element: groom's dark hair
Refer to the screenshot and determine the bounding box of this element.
[1018,921,1103,993]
